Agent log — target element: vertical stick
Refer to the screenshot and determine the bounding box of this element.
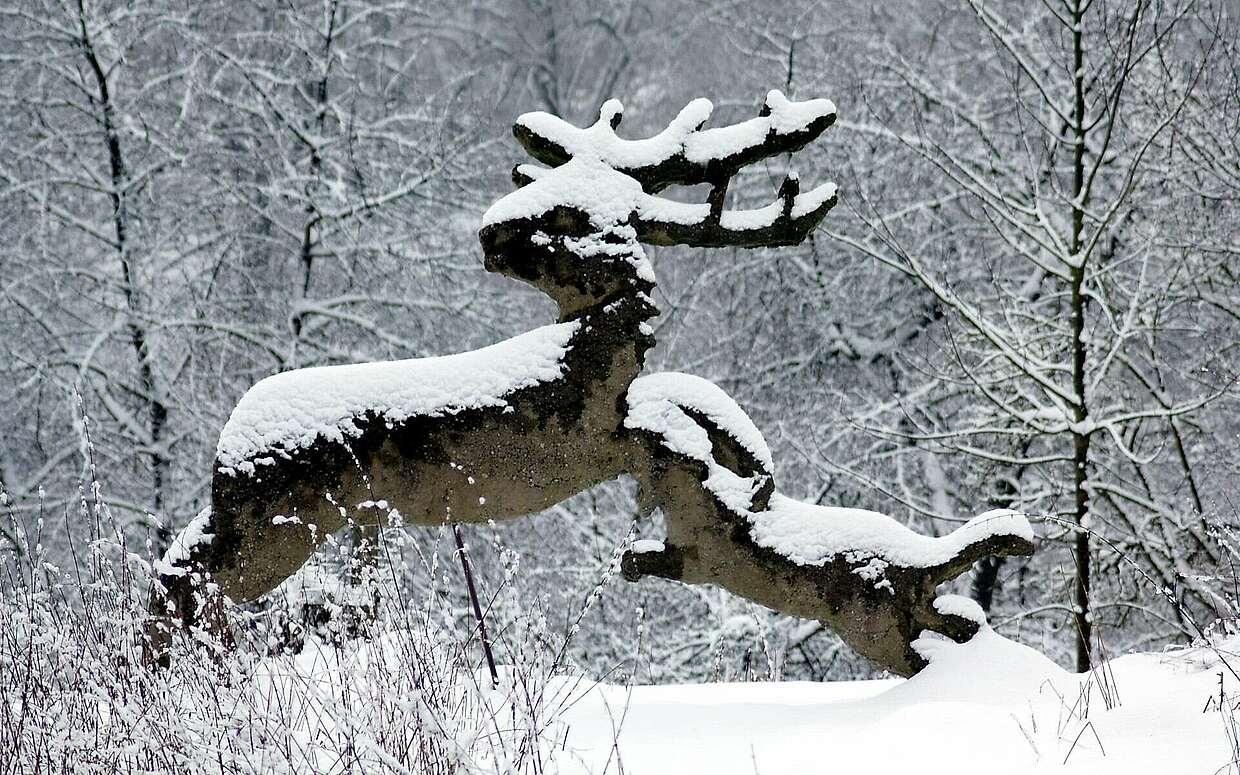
[453,523,499,687]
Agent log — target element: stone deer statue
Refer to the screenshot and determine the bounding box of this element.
[149,91,1033,675]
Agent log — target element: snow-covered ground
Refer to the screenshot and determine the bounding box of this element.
[254,625,1237,774]
[539,629,1235,774]
[7,591,1233,774]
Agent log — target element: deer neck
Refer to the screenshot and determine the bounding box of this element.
[552,231,659,395]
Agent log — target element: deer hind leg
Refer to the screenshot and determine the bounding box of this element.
[146,489,353,664]
[620,372,1034,676]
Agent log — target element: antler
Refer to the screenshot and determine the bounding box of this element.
[505,91,838,249]
[634,171,837,248]
[513,90,836,193]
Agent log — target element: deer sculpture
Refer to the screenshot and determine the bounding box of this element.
[149,91,1034,676]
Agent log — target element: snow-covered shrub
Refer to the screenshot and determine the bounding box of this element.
[0,475,628,774]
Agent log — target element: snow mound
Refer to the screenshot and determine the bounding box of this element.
[897,626,1068,706]
[216,321,581,474]
[625,372,774,473]
[555,628,1229,774]
[747,498,1033,569]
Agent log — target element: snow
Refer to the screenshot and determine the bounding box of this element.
[482,158,644,229]
[630,539,666,554]
[687,91,835,161]
[624,372,774,473]
[637,182,837,231]
[900,627,1067,706]
[553,630,1235,774]
[517,98,715,170]
[933,593,988,625]
[513,90,835,170]
[686,118,770,163]
[789,181,838,218]
[762,89,836,135]
[625,372,775,513]
[154,506,213,576]
[631,194,709,225]
[217,629,1235,774]
[216,321,581,474]
[747,498,1033,569]
[563,223,656,283]
[514,162,549,182]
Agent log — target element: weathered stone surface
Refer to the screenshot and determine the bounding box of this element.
[149,94,1033,676]
[622,417,1033,676]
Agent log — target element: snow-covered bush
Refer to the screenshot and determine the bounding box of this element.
[0,474,630,774]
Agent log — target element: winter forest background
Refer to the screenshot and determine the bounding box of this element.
[2,0,1239,687]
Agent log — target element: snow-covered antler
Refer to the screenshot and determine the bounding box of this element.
[502,91,838,248]
[513,91,835,192]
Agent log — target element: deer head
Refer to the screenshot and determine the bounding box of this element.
[479,91,839,316]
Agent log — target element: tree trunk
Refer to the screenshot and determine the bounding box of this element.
[1069,0,1092,673]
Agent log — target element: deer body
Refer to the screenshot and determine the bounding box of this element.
[150,92,1034,675]
[188,229,659,606]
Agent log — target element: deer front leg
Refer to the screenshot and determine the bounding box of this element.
[622,372,1035,676]
[621,541,686,582]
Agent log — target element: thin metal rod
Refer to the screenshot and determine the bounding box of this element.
[452,523,498,687]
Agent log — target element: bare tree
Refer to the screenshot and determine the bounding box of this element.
[0,0,209,553]
[824,0,1237,670]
